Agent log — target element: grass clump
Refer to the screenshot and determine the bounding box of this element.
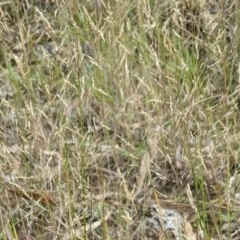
[0,0,240,239]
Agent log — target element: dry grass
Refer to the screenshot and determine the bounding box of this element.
[0,0,240,239]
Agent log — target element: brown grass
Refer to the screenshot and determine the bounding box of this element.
[0,0,240,239]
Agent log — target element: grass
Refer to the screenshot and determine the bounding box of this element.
[0,0,240,239]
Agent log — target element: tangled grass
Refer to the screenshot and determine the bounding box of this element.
[0,0,240,239]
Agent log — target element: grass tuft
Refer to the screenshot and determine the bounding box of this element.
[1,0,240,239]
